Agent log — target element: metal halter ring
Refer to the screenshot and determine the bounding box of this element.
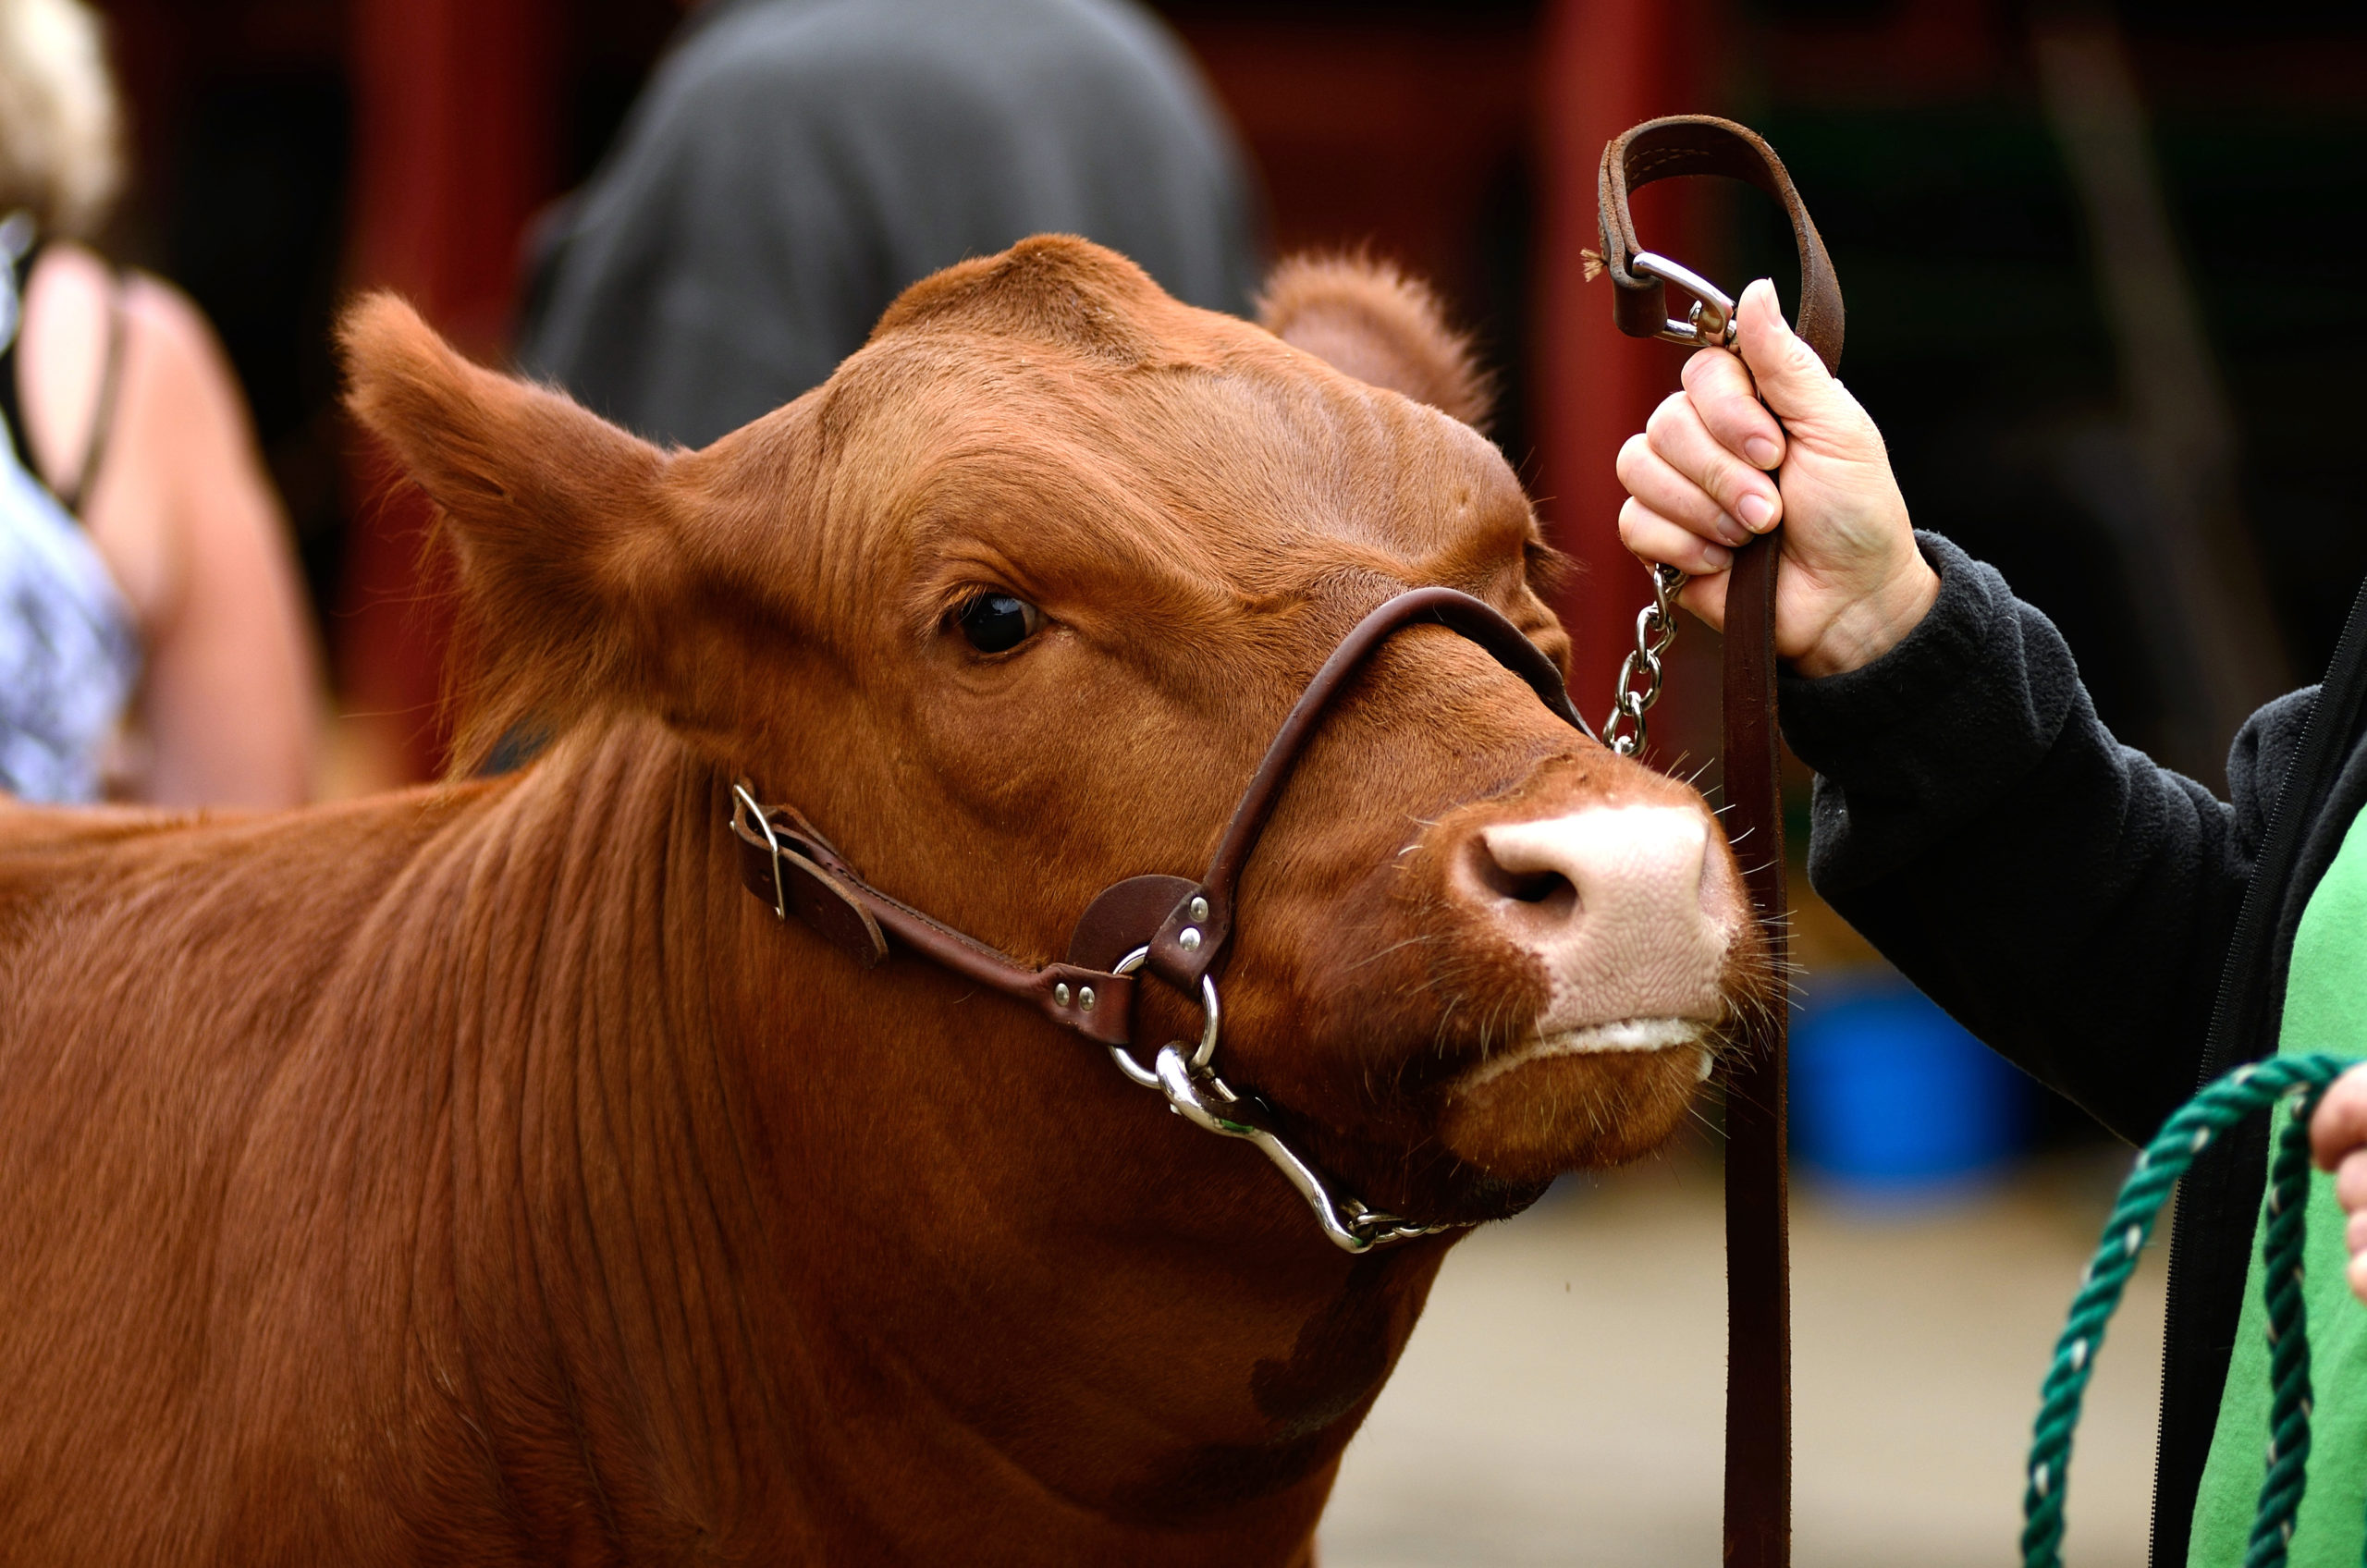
[1106,946,1221,1088]
[1631,251,1738,349]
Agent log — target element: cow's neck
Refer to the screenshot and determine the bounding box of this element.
[391,720,772,1553]
[433,719,1453,1565]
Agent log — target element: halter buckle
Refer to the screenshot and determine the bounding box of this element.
[731,782,790,922]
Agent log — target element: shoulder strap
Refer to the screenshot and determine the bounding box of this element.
[57,265,126,516]
[0,244,128,518]
[0,234,42,485]
[1596,113,1842,1568]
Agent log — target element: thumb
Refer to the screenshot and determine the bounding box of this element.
[1732,278,1840,427]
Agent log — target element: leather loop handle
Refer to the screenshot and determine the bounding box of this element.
[1596,112,1825,1568]
[1598,114,1844,374]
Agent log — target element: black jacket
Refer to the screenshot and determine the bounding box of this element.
[1780,533,2367,1565]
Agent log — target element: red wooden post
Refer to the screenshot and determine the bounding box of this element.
[1534,0,1714,753]
[338,0,557,782]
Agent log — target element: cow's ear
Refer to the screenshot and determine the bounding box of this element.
[340,292,681,767]
[1257,254,1492,431]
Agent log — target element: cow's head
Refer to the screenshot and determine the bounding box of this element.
[343,237,1771,1232]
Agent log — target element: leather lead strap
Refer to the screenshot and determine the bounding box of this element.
[1722,530,1792,1568]
[1598,113,1844,1568]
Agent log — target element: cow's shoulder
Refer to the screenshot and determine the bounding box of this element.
[0,786,484,960]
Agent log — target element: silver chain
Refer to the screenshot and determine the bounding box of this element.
[1601,562,1686,756]
[1598,248,1740,757]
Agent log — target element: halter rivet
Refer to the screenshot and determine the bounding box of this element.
[1189,896,1209,923]
[1180,926,1202,952]
[1053,983,1071,1008]
[1080,986,1097,1011]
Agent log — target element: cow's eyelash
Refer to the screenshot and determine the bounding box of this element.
[928,582,1028,623]
[903,576,1018,642]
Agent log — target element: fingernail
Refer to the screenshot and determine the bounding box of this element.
[1700,543,1732,570]
[1738,494,1776,531]
[1716,514,1749,545]
[1745,437,1780,469]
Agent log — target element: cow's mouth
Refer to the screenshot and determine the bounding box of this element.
[1432,1016,1718,1183]
[1451,1016,1712,1093]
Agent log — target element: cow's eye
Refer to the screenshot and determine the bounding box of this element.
[953,592,1043,654]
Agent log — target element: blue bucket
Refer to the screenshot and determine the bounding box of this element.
[1790,975,2030,1202]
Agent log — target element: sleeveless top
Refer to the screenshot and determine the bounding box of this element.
[0,212,139,803]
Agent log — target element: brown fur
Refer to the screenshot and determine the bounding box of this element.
[0,236,1767,1563]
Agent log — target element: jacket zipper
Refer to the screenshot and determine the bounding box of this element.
[2149,582,2367,1568]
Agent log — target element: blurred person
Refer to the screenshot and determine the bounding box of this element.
[516,0,1261,447]
[1615,279,2367,1565]
[0,0,316,806]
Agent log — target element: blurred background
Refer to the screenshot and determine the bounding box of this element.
[71,0,2366,1559]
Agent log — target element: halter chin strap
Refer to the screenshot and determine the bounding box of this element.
[728,585,1590,1250]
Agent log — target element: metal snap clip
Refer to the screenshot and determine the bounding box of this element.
[1631,251,1738,350]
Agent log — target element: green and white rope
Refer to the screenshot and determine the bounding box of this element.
[2022,1051,2361,1568]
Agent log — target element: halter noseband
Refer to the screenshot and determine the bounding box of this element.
[730,585,1592,1252]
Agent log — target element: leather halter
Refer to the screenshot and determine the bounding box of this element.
[731,586,1590,1247]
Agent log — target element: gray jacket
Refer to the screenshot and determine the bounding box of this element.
[516,0,1261,448]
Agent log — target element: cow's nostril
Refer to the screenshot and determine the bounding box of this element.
[1466,806,1720,937]
[1458,805,1732,1031]
[1504,869,1566,905]
[1470,841,1580,916]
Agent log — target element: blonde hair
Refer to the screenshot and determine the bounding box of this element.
[0,0,117,238]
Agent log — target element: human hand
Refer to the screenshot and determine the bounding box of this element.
[2310,1063,2367,1305]
[1614,279,1939,679]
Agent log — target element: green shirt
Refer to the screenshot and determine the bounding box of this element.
[2191,804,2367,1566]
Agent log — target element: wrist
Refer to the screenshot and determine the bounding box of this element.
[1795,554,1940,679]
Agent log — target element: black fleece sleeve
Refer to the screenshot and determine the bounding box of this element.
[1779,533,2313,1145]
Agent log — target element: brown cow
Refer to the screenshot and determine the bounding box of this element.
[0,237,1770,1564]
